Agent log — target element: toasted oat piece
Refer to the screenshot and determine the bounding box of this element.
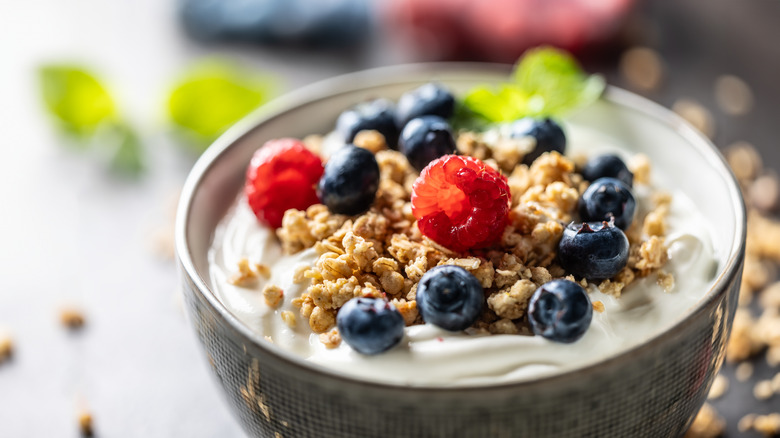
[707,374,728,400]
[619,47,664,92]
[263,284,284,308]
[60,307,86,330]
[229,258,259,287]
[77,409,94,437]
[0,332,13,364]
[714,74,754,116]
[684,403,724,438]
[673,98,715,139]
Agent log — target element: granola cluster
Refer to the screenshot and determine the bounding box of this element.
[268,130,672,346]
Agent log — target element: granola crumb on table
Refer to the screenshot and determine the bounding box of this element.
[264,134,673,345]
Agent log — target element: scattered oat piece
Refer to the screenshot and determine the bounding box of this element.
[254,263,271,278]
[619,47,664,92]
[628,154,651,185]
[735,362,754,382]
[749,173,780,213]
[280,311,296,328]
[78,409,94,437]
[771,372,780,393]
[684,403,725,438]
[753,380,774,400]
[263,284,284,308]
[752,413,780,436]
[60,307,86,330]
[738,414,756,433]
[318,328,341,349]
[707,374,729,400]
[714,75,754,116]
[353,130,387,154]
[0,332,13,364]
[592,301,605,313]
[657,271,675,292]
[229,258,259,287]
[673,98,715,139]
[302,134,323,155]
[725,141,762,184]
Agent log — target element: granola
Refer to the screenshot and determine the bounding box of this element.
[263,133,673,347]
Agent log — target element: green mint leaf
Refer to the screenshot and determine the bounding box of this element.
[168,61,276,151]
[38,65,116,138]
[107,122,144,176]
[462,46,605,124]
[450,98,490,133]
[512,46,605,117]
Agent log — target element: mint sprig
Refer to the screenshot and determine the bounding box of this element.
[38,65,144,176]
[461,47,605,124]
[167,61,276,152]
[39,66,117,139]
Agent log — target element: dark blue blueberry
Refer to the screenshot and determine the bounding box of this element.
[510,117,566,166]
[336,99,399,149]
[399,116,457,171]
[179,0,371,48]
[318,145,379,215]
[337,297,405,355]
[416,265,484,331]
[579,177,636,230]
[395,83,455,128]
[582,154,633,187]
[558,221,630,281]
[528,279,593,343]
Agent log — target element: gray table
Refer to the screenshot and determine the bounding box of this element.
[0,0,777,436]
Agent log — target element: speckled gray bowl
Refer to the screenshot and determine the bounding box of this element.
[176,64,745,438]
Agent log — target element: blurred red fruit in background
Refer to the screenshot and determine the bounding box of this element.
[384,0,634,62]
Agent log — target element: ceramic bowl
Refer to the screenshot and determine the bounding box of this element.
[176,64,745,438]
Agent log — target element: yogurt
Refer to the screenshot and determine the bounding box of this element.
[207,124,718,387]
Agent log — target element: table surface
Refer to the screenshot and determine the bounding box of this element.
[1,1,778,437]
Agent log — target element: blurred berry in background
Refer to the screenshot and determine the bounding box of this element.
[385,0,635,62]
[179,0,373,48]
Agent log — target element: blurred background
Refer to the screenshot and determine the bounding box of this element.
[1,0,779,436]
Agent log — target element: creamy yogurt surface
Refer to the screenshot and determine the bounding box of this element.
[207,123,718,387]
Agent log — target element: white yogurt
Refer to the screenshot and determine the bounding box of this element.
[208,126,718,387]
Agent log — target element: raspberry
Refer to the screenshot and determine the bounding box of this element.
[411,155,511,252]
[244,138,323,228]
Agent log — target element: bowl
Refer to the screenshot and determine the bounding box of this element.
[176,64,745,437]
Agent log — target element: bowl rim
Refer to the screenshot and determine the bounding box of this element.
[175,62,746,392]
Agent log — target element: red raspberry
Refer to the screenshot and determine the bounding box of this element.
[411,155,511,252]
[244,138,323,228]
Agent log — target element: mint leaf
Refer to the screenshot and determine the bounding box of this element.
[462,47,605,124]
[168,61,276,151]
[39,65,116,138]
[99,122,144,176]
[512,47,605,117]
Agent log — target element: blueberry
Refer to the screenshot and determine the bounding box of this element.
[578,177,636,230]
[416,265,484,331]
[558,221,630,281]
[399,116,457,171]
[528,279,593,343]
[510,117,566,166]
[582,154,633,187]
[337,297,405,355]
[336,99,399,149]
[395,83,455,129]
[318,145,379,215]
